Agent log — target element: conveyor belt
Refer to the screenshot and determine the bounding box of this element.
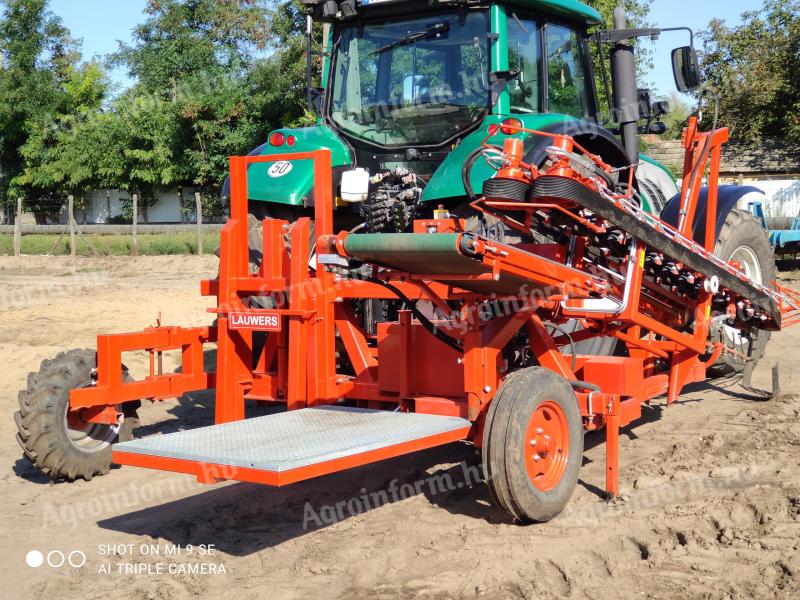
[531,176,780,326]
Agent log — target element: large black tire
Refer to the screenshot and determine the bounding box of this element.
[482,367,583,523]
[15,349,128,481]
[214,205,315,276]
[246,204,316,272]
[709,209,776,375]
[244,206,316,363]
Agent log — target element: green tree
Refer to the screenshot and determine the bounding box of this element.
[111,0,288,215]
[700,0,800,144]
[15,61,110,199]
[112,0,272,96]
[108,92,186,221]
[0,0,79,220]
[246,0,315,129]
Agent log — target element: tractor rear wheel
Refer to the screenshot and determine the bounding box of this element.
[246,204,316,272]
[709,209,776,375]
[482,367,583,522]
[15,349,134,481]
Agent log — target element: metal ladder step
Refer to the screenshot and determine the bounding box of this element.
[112,406,471,486]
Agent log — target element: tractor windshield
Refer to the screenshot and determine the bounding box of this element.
[329,10,490,147]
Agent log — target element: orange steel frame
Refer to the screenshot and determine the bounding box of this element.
[77,122,736,497]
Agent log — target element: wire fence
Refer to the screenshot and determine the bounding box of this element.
[2,192,224,259]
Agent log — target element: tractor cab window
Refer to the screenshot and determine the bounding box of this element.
[329,11,490,147]
[507,15,542,113]
[546,23,590,118]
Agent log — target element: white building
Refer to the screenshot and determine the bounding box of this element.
[62,187,202,224]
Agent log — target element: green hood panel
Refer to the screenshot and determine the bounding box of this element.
[420,113,581,204]
[248,126,351,205]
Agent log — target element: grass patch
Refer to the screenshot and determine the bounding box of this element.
[0,232,220,256]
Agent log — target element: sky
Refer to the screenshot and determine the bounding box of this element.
[49,0,148,92]
[645,0,758,98]
[49,0,761,97]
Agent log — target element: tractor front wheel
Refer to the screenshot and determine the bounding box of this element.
[482,367,583,522]
[15,349,135,481]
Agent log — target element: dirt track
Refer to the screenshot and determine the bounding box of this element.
[1,255,798,599]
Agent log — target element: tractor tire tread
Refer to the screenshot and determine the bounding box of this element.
[15,349,114,482]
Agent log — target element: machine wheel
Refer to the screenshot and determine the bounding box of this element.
[709,209,776,375]
[15,349,130,481]
[482,367,583,523]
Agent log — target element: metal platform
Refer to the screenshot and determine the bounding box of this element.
[113,406,471,486]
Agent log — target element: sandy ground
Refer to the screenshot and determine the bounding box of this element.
[0,255,798,600]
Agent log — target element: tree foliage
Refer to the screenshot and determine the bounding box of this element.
[700,0,800,145]
[0,0,83,218]
[0,0,305,221]
[113,0,272,95]
[3,0,740,224]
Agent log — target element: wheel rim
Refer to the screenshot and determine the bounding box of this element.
[730,245,763,285]
[524,400,570,492]
[64,383,119,452]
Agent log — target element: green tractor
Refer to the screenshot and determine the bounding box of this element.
[229,0,772,369]
[229,0,679,240]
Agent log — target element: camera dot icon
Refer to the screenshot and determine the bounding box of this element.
[26,550,44,568]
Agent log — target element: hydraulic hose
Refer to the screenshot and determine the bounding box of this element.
[567,380,601,393]
[365,277,463,353]
[461,146,485,202]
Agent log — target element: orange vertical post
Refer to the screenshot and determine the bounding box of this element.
[215,156,251,424]
[605,397,620,497]
[310,150,338,405]
[703,133,728,250]
[287,218,311,411]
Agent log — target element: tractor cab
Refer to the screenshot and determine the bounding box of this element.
[324,0,599,143]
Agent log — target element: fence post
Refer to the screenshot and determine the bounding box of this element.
[68,194,77,261]
[195,192,203,256]
[132,193,139,255]
[13,197,22,257]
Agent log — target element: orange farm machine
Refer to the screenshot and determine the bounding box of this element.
[15,2,800,522]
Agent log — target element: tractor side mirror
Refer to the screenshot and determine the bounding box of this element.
[672,46,701,93]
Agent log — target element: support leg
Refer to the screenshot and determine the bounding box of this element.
[215,319,249,423]
[605,399,620,498]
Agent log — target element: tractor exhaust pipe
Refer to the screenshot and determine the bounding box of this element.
[610,7,640,165]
